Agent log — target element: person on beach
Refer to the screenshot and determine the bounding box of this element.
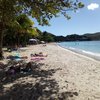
[30,52,47,57]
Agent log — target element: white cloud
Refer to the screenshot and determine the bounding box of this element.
[87,3,99,10]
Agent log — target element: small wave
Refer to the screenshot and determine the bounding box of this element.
[82,50,100,57]
[69,47,76,50]
[61,45,100,57]
[58,42,100,61]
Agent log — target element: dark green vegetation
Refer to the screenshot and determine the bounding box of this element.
[55,34,90,41]
[0,0,84,58]
[4,26,100,47]
[35,31,100,42]
[84,32,100,41]
[53,32,100,42]
[3,14,38,47]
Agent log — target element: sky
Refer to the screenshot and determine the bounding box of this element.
[33,0,100,36]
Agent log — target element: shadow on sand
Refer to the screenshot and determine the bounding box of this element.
[0,62,78,100]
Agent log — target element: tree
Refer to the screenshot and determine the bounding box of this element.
[0,0,84,59]
[41,31,55,42]
[14,14,35,46]
[4,14,38,47]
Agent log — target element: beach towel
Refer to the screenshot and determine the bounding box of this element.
[31,57,45,61]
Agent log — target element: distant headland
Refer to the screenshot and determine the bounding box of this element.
[40,31,100,42]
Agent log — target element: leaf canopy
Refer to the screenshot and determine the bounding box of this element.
[0,0,84,26]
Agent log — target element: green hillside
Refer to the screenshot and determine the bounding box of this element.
[84,32,100,40]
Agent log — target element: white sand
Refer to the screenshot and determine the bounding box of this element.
[1,43,100,100]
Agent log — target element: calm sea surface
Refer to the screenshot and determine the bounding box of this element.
[58,41,100,60]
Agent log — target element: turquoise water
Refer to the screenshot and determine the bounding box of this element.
[58,41,100,59]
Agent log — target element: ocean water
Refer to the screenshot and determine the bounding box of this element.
[58,41,100,60]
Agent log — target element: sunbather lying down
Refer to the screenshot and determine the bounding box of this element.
[30,52,48,57]
[31,57,45,61]
[7,55,28,60]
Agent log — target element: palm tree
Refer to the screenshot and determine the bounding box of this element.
[4,14,39,49]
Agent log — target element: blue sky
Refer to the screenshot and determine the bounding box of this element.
[33,0,100,36]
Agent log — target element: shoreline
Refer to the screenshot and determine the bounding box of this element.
[57,43,100,62]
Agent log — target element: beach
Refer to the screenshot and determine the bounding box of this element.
[1,43,100,100]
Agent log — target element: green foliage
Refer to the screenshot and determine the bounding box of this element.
[3,14,39,46]
[0,0,84,58]
[52,32,100,42]
[41,31,55,42]
[0,0,84,26]
[16,14,34,29]
[84,32,100,40]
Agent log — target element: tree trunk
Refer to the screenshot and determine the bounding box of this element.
[0,22,4,59]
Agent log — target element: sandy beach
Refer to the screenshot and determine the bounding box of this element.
[0,43,100,100]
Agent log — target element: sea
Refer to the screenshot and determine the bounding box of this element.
[58,41,100,61]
